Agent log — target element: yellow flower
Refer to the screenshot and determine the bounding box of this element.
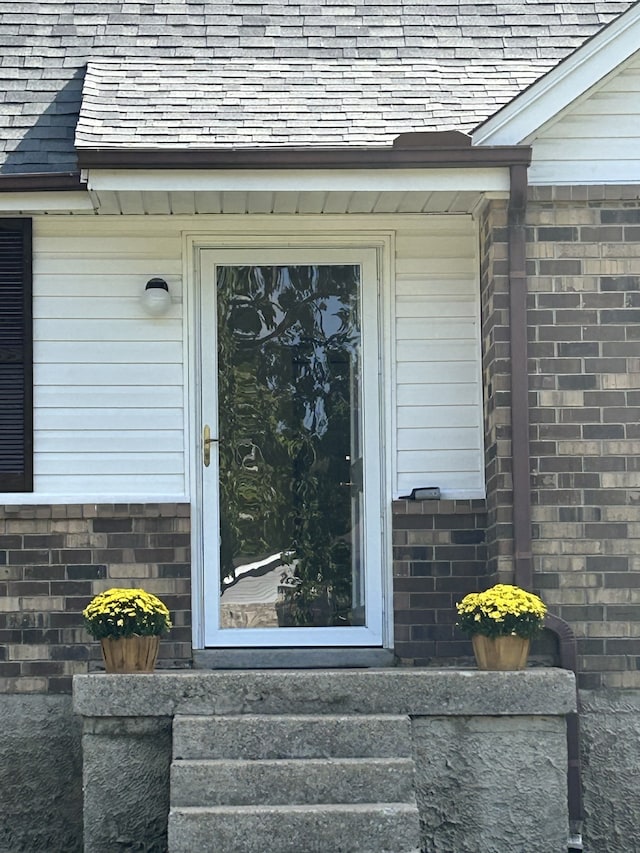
[83,587,172,640]
[456,584,546,639]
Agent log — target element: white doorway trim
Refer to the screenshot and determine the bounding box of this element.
[186,232,394,650]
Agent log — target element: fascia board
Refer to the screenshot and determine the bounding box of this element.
[84,167,510,194]
[0,192,94,212]
[472,4,640,146]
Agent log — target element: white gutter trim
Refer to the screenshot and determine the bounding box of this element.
[0,192,94,212]
[84,167,511,194]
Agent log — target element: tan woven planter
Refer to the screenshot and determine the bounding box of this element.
[100,635,160,673]
[472,634,530,671]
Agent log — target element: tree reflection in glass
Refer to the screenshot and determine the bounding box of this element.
[217,265,365,629]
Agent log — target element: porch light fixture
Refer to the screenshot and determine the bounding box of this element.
[141,277,171,316]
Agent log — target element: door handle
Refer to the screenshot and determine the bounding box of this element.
[203,424,218,467]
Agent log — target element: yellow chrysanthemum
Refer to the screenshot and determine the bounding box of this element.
[455,584,546,639]
[83,587,172,640]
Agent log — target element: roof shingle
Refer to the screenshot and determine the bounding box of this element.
[0,0,634,172]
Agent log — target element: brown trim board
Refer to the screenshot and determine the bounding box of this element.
[76,145,532,171]
[0,172,85,192]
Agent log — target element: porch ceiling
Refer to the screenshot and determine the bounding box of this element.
[80,154,513,216]
[88,187,500,215]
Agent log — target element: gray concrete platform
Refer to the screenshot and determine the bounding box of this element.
[74,668,575,853]
[73,667,577,717]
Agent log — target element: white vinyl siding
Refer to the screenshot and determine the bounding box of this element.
[0,213,484,503]
[30,220,185,500]
[394,217,484,499]
[529,50,640,185]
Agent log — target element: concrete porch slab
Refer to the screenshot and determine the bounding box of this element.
[73,667,576,718]
[74,668,575,853]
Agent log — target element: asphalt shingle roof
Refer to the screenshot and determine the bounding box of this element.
[0,1,635,172]
[76,58,551,149]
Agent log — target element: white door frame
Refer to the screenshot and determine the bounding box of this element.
[188,236,392,649]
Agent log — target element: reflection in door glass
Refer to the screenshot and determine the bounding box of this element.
[216,265,365,630]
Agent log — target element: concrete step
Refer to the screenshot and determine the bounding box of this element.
[172,713,413,760]
[168,803,422,853]
[171,757,415,806]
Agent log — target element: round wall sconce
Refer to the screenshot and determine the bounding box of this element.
[141,277,171,316]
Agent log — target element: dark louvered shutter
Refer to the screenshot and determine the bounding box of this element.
[0,219,32,492]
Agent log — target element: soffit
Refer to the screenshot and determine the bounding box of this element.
[82,164,511,215]
[87,188,498,216]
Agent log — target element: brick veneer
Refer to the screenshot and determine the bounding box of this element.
[2,496,488,680]
[388,190,640,681]
[526,186,640,689]
[392,499,488,665]
[479,200,516,581]
[0,503,192,693]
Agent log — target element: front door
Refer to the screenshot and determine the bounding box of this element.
[199,248,383,647]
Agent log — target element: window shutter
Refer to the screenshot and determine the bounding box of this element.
[0,219,32,492]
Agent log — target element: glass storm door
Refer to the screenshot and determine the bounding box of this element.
[199,249,383,647]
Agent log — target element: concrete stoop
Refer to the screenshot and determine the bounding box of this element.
[167,714,422,853]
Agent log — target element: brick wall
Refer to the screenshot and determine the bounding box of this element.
[479,201,515,581]
[392,499,488,664]
[0,503,192,693]
[527,186,640,689]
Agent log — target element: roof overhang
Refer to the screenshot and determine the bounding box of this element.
[77,133,529,214]
[0,134,530,216]
[81,166,515,215]
[0,172,84,191]
[473,2,640,145]
[0,172,93,212]
[76,134,531,171]
[82,166,514,194]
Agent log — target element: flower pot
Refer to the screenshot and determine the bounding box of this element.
[472,634,530,671]
[100,635,160,673]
